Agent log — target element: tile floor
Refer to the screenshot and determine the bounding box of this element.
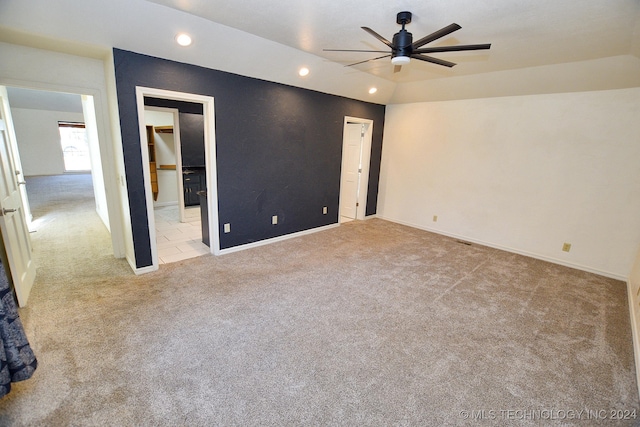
[154,205,210,264]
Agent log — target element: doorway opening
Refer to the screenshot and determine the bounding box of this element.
[135,87,219,271]
[1,86,116,305]
[143,106,208,264]
[4,88,111,230]
[339,116,374,224]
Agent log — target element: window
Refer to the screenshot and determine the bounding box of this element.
[58,122,91,172]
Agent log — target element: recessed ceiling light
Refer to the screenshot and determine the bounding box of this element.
[176,33,192,47]
[299,67,310,77]
[369,87,378,94]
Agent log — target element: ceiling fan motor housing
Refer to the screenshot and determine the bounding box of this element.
[393,11,413,60]
[392,30,413,58]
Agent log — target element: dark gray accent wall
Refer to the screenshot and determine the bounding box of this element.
[114,48,385,268]
[178,113,205,167]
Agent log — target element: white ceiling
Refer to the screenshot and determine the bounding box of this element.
[145,0,640,83]
[1,0,639,104]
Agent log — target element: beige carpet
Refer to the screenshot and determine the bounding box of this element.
[0,175,638,426]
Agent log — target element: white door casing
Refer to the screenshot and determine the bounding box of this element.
[0,117,36,307]
[135,87,219,273]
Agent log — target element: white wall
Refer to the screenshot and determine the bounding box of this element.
[82,95,110,230]
[10,107,83,176]
[377,88,640,279]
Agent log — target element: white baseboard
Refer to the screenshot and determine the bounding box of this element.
[127,254,157,275]
[134,264,158,275]
[126,254,136,272]
[219,223,340,256]
[377,215,626,281]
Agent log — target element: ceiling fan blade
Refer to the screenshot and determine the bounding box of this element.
[411,23,462,49]
[361,27,394,49]
[411,54,456,68]
[413,43,491,54]
[393,65,402,73]
[323,49,391,53]
[345,54,391,67]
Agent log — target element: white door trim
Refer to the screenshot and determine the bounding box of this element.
[339,116,374,221]
[135,87,219,271]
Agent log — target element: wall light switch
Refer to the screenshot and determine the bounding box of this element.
[323,206,328,215]
[272,215,278,225]
[224,223,231,233]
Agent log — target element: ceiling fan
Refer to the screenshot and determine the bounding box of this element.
[324,11,491,72]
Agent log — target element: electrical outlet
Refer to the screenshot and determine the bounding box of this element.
[323,206,328,215]
[433,215,438,222]
[224,223,231,233]
[562,243,571,252]
[272,215,278,225]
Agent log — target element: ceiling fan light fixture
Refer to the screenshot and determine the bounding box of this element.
[391,55,410,65]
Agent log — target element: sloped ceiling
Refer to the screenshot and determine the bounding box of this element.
[1,0,639,104]
[5,87,83,113]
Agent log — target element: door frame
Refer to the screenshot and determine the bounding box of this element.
[339,116,374,221]
[135,87,219,270]
[0,79,126,260]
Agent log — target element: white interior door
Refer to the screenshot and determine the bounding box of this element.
[339,123,364,220]
[0,86,32,230]
[0,118,36,307]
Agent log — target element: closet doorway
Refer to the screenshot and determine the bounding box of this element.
[143,106,209,264]
[135,87,220,270]
[339,116,374,223]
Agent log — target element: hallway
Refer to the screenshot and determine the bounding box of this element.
[25,174,131,284]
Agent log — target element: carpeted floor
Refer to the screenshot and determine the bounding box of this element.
[0,174,638,426]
